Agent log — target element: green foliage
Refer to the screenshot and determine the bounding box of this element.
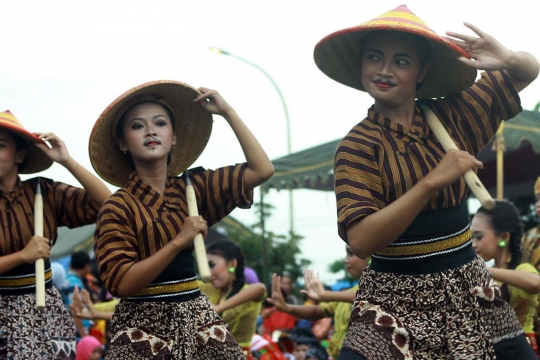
[224,200,311,286]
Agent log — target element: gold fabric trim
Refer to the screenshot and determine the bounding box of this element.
[0,269,52,287]
[133,279,199,297]
[376,230,471,257]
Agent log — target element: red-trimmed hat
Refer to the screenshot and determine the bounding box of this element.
[89,81,213,187]
[0,110,53,173]
[314,5,477,98]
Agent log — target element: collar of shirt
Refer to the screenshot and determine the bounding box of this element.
[366,104,430,144]
[125,172,183,211]
[0,177,23,205]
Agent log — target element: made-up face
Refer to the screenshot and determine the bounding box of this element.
[208,253,236,291]
[471,213,507,262]
[361,32,430,108]
[0,129,25,181]
[118,102,177,167]
[344,247,369,278]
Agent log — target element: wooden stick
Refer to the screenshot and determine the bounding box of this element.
[34,181,46,310]
[420,103,495,210]
[185,172,212,283]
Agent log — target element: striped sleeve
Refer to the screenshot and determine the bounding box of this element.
[446,70,522,155]
[191,163,253,226]
[94,194,138,297]
[52,181,100,228]
[335,134,384,242]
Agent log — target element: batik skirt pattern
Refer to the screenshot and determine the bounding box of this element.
[106,294,246,359]
[0,287,76,360]
[341,256,523,360]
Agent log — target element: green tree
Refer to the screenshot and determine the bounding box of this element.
[224,201,311,287]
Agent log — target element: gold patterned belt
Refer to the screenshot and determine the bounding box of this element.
[375,227,472,259]
[0,268,53,288]
[128,277,200,301]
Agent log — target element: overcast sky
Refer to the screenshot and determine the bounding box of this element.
[2,0,539,282]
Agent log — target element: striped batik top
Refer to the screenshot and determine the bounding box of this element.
[94,163,253,297]
[0,177,100,256]
[335,70,521,241]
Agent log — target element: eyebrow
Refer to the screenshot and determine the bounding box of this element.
[129,114,168,123]
[365,48,414,59]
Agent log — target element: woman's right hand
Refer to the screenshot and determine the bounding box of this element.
[266,273,290,312]
[425,149,483,191]
[20,236,50,263]
[172,216,208,249]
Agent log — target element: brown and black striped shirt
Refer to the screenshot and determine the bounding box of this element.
[335,71,521,241]
[94,164,252,297]
[0,177,100,256]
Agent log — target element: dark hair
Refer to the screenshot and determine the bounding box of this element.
[206,240,246,299]
[115,101,176,170]
[359,30,432,90]
[70,251,91,270]
[5,131,29,172]
[476,200,524,301]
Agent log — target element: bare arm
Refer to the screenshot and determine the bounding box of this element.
[447,23,539,92]
[214,282,266,313]
[300,269,356,304]
[320,288,356,303]
[347,150,482,258]
[34,132,112,204]
[0,236,50,274]
[267,273,326,321]
[194,88,275,190]
[115,217,207,298]
[489,267,540,294]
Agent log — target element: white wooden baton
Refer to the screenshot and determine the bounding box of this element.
[34,181,46,310]
[185,173,212,283]
[420,103,495,210]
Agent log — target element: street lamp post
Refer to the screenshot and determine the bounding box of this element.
[210,47,294,285]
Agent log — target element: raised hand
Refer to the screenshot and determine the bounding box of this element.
[266,274,290,312]
[34,132,73,166]
[300,269,325,304]
[194,88,233,117]
[20,235,50,263]
[446,23,515,71]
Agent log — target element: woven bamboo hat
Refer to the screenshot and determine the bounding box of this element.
[0,110,53,173]
[89,81,212,187]
[535,177,540,195]
[314,5,477,98]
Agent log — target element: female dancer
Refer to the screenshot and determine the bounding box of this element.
[269,246,368,359]
[0,110,111,359]
[200,239,266,358]
[313,5,539,359]
[472,200,540,354]
[91,82,274,359]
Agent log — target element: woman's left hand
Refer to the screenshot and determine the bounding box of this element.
[446,23,515,71]
[194,88,233,117]
[34,132,72,165]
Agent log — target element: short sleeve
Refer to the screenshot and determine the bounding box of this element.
[94,194,139,297]
[51,181,101,228]
[93,299,120,312]
[334,136,384,242]
[190,163,254,226]
[443,70,522,155]
[319,301,336,318]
